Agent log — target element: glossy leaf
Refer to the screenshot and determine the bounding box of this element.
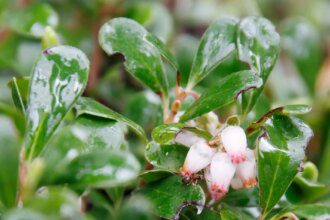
[8,77,30,113]
[180,70,262,122]
[257,114,313,216]
[3,188,82,219]
[220,204,255,220]
[54,150,141,188]
[24,45,89,160]
[151,123,212,144]
[99,17,173,96]
[285,174,328,204]
[145,142,188,172]
[136,175,205,219]
[0,116,20,208]
[75,97,147,143]
[41,116,128,185]
[187,18,237,89]
[289,204,330,219]
[246,105,312,135]
[223,188,259,207]
[237,16,280,114]
[139,170,174,184]
[8,3,58,38]
[282,18,322,92]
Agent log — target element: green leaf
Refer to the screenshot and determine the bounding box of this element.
[75,97,147,143]
[136,175,205,219]
[282,18,322,92]
[151,123,212,144]
[0,116,20,208]
[220,204,255,220]
[8,3,58,38]
[223,188,259,207]
[24,45,89,160]
[180,70,262,122]
[145,142,188,173]
[257,114,313,216]
[246,105,312,135]
[3,188,82,219]
[8,77,30,113]
[237,16,280,115]
[187,18,237,89]
[99,17,174,97]
[289,204,330,219]
[54,150,141,188]
[0,102,25,136]
[41,115,128,185]
[41,26,60,49]
[285,175,328,204]
[139,170,174,184]
[181,207,221,219]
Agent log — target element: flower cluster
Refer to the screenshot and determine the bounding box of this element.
[175,117,257,200]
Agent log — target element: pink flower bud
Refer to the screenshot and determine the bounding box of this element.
[210,152,236,194]
[180,141,216,177]
[220,125,247,164]
[174,130,204,148]
[204,166,224,200]
[236,149,257,188]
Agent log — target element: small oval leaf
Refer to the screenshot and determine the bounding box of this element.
[25,45,89,160]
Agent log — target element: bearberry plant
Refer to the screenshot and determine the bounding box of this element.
[0,3,329,220]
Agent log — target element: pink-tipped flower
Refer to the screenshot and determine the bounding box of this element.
[236,149,257,188]
[220,125,247,164]
[174,130,204,148]
[180,140,216,177]
[204,166,224,200]
[210,152,236,194]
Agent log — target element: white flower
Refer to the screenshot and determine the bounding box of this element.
[230,175,243,189]
[210,152,236,194]
[236,149,257,188]
[180,140,216,177]
[220,125,247,164]
[204,166,225,200]
[174,130,205,148]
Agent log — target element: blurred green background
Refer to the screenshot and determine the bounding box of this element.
[0,0,330,215]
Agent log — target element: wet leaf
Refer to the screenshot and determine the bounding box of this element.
[136,175,205,219]
[145,142,188,173]
[139,170,174,184]
[282,18,322,92]
[8,77,30,113]
[187,18,237,89]
[0,116,20,208]
[99,17,176,97]
[237,16,280,115]
[8,3,58,38]
[257,114,313,216]
[41,115,128,185]
[151,123,212,144]
[75,97,147,143]
[25,45,89,160]
[54,150,141,188]
[180,70,262,122]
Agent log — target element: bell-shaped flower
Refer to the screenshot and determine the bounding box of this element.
[174,130,204,148]
[236,149,257,188]
[220,125,247,164]
[230,175,243,190]
[210,152,236,194]
[204,166,224,200]
[180,140,216,177]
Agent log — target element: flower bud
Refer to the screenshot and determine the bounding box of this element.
[174,130,204,148]
[210,152,236,194]
[220,125,247,164]
[204,166,224,200]
[180,141,216,177]
[236,149,257,188]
